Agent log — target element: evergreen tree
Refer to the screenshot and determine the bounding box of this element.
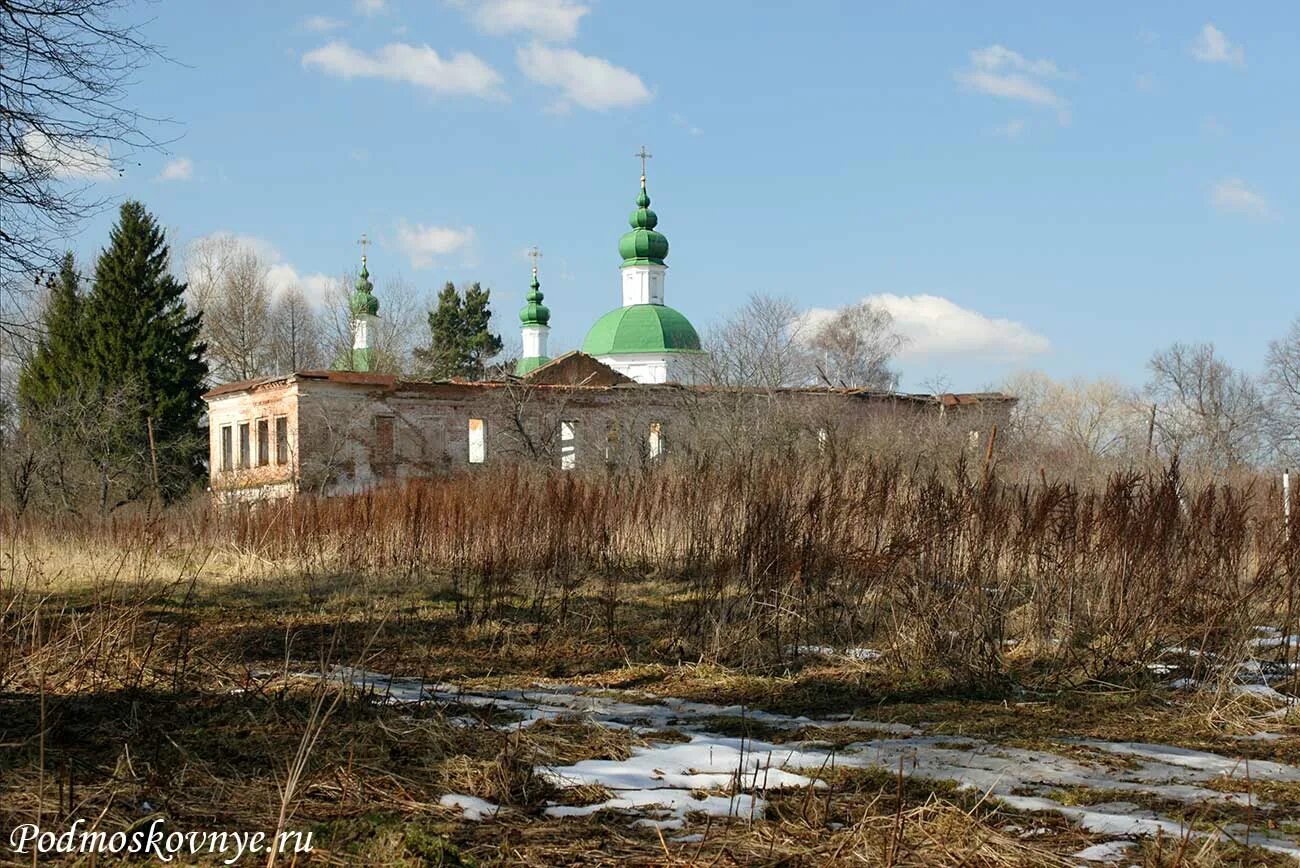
[81,201,209,503]
[462,282,504,376]
[416,281,502,380]
[17,252,85,413]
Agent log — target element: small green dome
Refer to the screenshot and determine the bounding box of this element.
[518,271,550,326]
[349,259,379,317]
[582,304,702,356]
[619,181,669,266]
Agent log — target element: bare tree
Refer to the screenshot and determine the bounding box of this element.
[1004,370,1148,466]
[696,293,815,389]
[806,301,904,390]
[1,0,166,333]
[324,271,428,374]
[187,237,273,382]
[1147,342,1266,469]
[269,287,324,373]
[1263,316,1300,466]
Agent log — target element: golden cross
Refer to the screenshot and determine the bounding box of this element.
[527,246,542,276]
[357,233,371,262]
[635,145,652,179]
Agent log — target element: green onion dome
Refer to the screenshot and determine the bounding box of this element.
[519,270,550,326]
[349,258,379,317]
[619,179,669,266]
[582,303,702,355]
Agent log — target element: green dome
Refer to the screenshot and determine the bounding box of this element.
[518,271,550,326]
[582,304,702,356]
[619,182,669,266]
[349,260,379,316]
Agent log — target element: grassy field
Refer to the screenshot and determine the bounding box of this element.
[2,456,1298,865]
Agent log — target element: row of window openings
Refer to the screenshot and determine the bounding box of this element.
[467,418,663,467]
[220,417,289,472]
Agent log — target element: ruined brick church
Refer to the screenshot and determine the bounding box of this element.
[203,162,1011,501]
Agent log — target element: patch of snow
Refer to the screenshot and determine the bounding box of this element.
[439,793,500,821]
[542,733,829,793]
[1232,683,1295,704]
[1072,840,1136,862]
[545,790,762,828]
[333,668,1300,853]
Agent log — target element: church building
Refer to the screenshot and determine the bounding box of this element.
[202,157,1012,501]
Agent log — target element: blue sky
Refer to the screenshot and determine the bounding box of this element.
[64,1,1298,390]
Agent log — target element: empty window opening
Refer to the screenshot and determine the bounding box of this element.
[468,418,487,464]
[220,425,233,472]
[275,416,289,465]
[560,420,577,470]
[257,419,270,467]
[238,422,250,469]
[648,422,664,459]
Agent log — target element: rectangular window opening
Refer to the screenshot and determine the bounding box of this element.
[275,416,289,465]
[256,419,269,467]
[648,422,663,460]
[220,425,233,472]
[238,422,250,469]
[468,418,486,464]
[560,420,577,470]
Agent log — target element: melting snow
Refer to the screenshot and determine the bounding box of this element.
[439,793,500,821]
[328,669,1300,855]
[1072,840,1136,862]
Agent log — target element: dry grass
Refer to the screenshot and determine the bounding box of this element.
[1,453,1297,865]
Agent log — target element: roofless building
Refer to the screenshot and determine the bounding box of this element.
[202,153,1011,501]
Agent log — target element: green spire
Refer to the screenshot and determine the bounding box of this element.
[518,266,550,326]
[619,174,669,267]
[349,255,379,317]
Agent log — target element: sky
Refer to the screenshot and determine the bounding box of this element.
[54,1,1300,391]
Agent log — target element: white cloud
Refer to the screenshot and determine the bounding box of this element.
[302,15,345,32]
[1210,178,1273,219]
[807,294,1049,362]
[355,0,387,16]
[188,233,339,306]
[303,41,504,99]
[956,44,1070,124]
[1192,24,1244,66]
[266,264,338,303]
[395,221,475,268]
[157,157,193,182]
[6,130,114,180]
[453,0,589,42]
[516,42,650,111]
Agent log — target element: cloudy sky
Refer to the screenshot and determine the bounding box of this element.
[61,1,1298,390]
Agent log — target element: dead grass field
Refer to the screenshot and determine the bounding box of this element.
[2,458,1298,865]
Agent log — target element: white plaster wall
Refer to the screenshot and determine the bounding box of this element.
[621,264,666,306]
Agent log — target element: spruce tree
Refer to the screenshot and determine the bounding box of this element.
[461,282,503,377]
[415,281,502,380]
[17,252,85,414]
[82,201,208,502]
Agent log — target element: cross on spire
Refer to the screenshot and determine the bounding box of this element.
[357,233,371,264]
[635,145,652,183]
[527,246,542,277]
